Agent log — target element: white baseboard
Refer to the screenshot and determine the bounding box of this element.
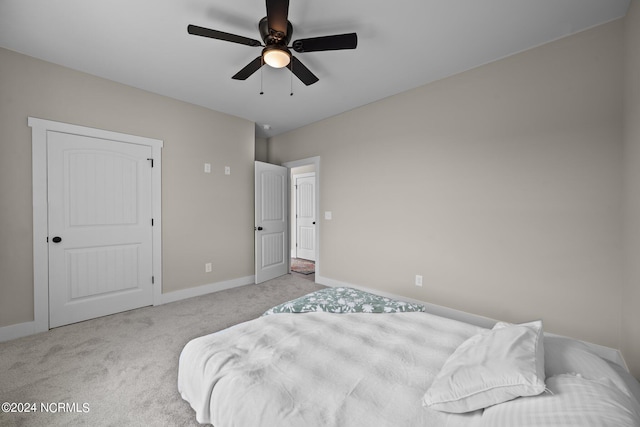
[0,320,41,343]
[0,276,255,344]
[315,274,629,370]
[3,274,628,371]
[159,275,255,305]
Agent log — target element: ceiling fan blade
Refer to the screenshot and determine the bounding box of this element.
[188,24,261,47]
[232,57,264,80]
[292,33,358,53]
[266,0,290,37]
[287,56,319,86]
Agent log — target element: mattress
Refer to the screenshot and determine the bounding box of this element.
[178,287,640,427]
[178,311,486,427]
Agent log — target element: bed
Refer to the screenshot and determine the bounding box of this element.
[178,287,640,427]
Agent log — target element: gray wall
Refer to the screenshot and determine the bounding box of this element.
[255,137,268,162]
[623,0,640,377]
[270,20,631,370]
[0,47,255,327]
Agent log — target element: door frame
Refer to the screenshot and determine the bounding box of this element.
[28,117,163,333]
[283,156,320,277]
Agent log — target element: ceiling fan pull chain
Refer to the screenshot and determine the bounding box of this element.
[260,66,264,95]
[290,59,294,96]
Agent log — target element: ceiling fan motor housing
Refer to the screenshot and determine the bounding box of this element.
[259,16,293,46]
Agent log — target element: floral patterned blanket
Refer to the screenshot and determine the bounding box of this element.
[263,286,425,315]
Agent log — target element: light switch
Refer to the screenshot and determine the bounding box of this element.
[325,211,332,220]
[204,163,211,173]
[224,166,231,175]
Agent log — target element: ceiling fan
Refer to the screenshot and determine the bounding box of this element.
[187,0,357,86]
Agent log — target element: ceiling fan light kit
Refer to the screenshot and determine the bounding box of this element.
[263,46,291,68]
[188,0,357,87]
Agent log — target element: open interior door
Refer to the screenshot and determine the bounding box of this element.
[255,161,289,284]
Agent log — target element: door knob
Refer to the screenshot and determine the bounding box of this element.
[255,226,263,231]
[52,236,62,243]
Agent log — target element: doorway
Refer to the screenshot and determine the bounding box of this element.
[284,157,320,280]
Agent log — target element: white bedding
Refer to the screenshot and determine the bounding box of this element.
[179,309,640,427]
[178,311,486,427]
[480,374,640,427]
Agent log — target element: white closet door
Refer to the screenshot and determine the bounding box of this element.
[47,131,153,327]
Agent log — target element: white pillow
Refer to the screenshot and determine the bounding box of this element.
[545,335,623,381]
[422,320,546,413]
[480,374,640,427]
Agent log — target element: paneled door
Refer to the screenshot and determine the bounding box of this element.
[294,173,316,261]
[255,161,288,284]
[47,131,154,328]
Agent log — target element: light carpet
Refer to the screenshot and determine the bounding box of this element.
[0,274,324,426]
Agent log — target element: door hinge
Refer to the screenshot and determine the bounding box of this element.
[151,218,154,226]
[152,276,155,284]
[147,158,154,168]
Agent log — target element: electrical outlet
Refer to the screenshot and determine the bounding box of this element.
[224,166,231,175]
[415,275,423,287]
[205,263,212,273]
[204,163,211,173]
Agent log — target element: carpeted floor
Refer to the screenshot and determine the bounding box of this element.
[0,274,324,427]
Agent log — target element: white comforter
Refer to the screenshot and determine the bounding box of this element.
[178,311,486,427]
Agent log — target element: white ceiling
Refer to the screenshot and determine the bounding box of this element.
[0,0,630,138]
